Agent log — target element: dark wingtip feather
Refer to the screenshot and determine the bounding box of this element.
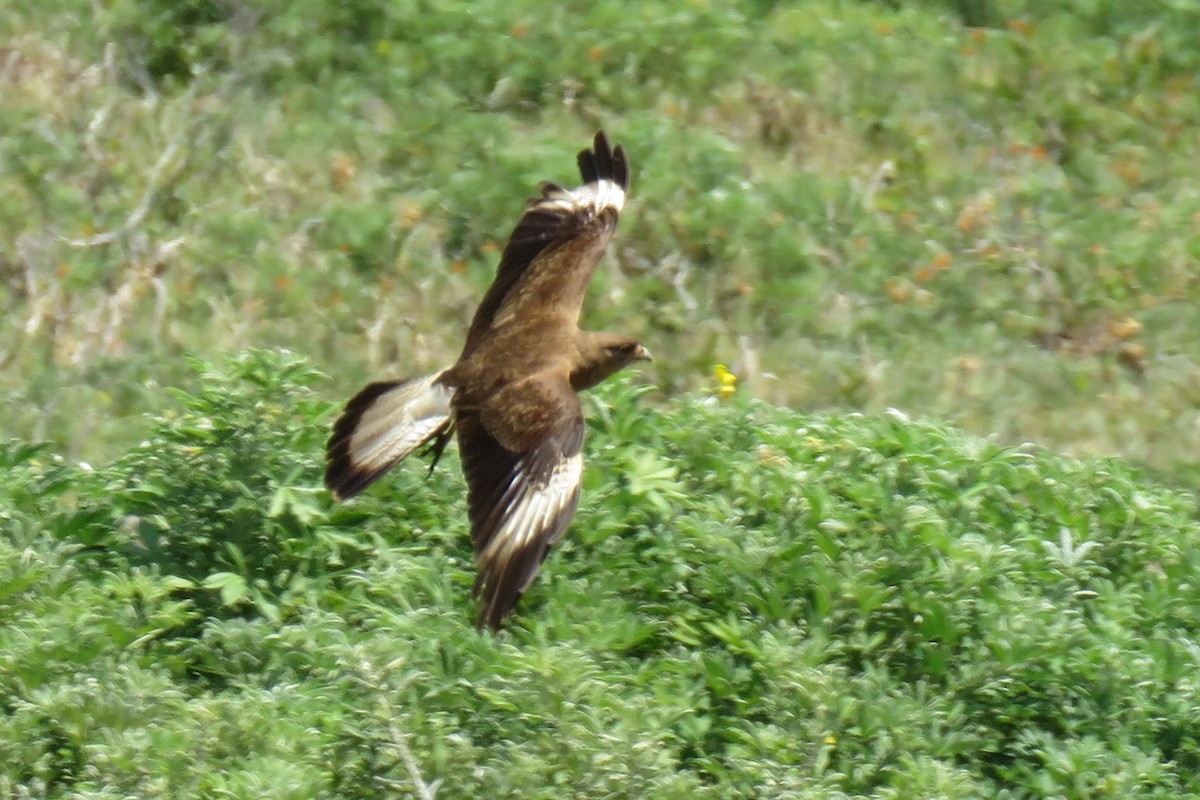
[577,147,598,185]
[469,529,531,631]
[612,143,629,192]
[473,581,518,632]
[576,130,629,192]
[592,130,613,178]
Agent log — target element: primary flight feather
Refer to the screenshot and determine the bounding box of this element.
[325,131,650,630]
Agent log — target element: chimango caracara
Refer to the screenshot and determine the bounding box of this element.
[325,131,650,630]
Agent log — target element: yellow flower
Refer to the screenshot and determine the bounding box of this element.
[714,364,738,398]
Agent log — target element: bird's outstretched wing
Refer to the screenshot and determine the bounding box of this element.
[462,130,630,355]
[456,372,586,630]
[324,372,454,501]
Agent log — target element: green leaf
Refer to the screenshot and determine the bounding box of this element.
[202,571,249,606]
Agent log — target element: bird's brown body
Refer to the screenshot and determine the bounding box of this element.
[325,132,648,629]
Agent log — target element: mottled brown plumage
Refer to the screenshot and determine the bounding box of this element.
[325,131,649,630]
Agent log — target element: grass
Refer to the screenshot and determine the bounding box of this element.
[3,350,1200,797]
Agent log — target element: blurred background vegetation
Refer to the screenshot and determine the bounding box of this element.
[4,0,1199,482]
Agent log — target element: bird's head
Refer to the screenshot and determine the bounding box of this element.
[572,332,653,391]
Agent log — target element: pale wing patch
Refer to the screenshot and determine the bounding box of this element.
[348,374,453,473]
[326,371,455,500]
[479,450,583,586]
[538,178,625,216]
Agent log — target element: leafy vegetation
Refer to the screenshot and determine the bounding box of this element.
[4,350,1200,797]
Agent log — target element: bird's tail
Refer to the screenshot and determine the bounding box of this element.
[325,371,454,501]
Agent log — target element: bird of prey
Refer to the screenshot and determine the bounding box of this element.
[325,131,650,630]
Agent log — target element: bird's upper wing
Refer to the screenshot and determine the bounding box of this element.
[456,371,586,630]
[461,130,630,356]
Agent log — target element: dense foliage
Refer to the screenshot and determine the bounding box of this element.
[3,351,1199,797]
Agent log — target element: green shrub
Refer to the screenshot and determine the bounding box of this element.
[3,350,1199,796]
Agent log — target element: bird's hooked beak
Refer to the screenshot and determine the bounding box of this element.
[633,344,654,362]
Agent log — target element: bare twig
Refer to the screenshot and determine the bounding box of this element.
[63,75,203,249]
[657,251,698,313]
[356,662,441,800]
[736,334,760,386]
[18,233,61,338]
[148,237,184,341]
[380,710,441,800]
[0,44,22,87]
[82,99,115,163]
[365,308,394,370]
[63,130,186,247]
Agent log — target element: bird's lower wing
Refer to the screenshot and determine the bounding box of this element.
[457,389,585,630]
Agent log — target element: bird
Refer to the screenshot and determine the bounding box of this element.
[325,131,651,630]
